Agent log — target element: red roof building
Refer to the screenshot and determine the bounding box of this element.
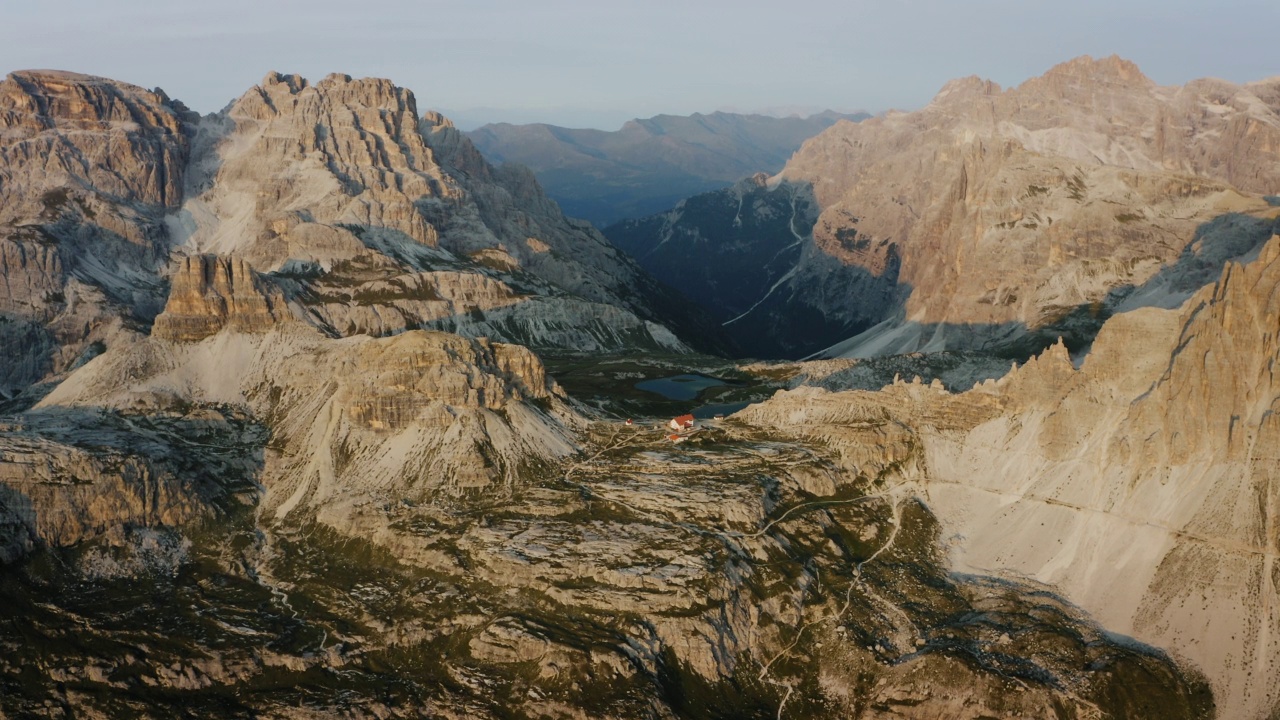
[668,414,695,431]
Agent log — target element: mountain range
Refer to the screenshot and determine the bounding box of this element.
[1,58,1279,719]
[0,69,727,408]
[605,55,1280,360]
[467,110,868,227]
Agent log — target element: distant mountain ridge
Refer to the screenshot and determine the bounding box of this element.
[467,109,868,226]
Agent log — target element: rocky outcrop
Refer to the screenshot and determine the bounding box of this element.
[294,268,520,336]
[739,231,1280,717]
[0,407,264,564]
[167,71,698,354]
[0,70,190,217]
[0,69,191,268]
[40,324,580,526]
[180,71,447,262]
[0,71,197,399]
[0,239,63,319]
[5,240,1229,720]
[152,255,289,341]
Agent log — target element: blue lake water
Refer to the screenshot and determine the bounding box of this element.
[635,374,727,401]
[693,401,751,419]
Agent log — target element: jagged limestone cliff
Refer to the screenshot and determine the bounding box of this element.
[0,70,196,398]
[169,71,694,353]
[0,68,697,411]
[791,55,1280,357]
[740,230,1280,717]
[1,61,1274,718]
[152,255,291,341]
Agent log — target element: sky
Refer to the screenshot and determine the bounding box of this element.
[3,0,1277,130]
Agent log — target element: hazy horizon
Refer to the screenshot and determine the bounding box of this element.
[3,0,1277,130]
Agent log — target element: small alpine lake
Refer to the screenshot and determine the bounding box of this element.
[540,352,785,420]
[692,401,751,419]
[634,373,728,401]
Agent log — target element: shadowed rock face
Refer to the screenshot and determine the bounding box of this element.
[0,406,265,564]
[606,174,896,358]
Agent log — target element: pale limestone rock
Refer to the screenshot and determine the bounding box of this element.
[166,71,686,354]
[152,255,289,341]
[740,232,1280,717]
[0,70,190,217]
[40,325,580,523]
[0,70,195,392]
[774,56,1280,357]
[0,407,261,563]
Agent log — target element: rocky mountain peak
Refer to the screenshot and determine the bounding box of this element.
[1,69,191,211]
[763,57,1280,360]
[421,109,454,129]
[187,70,449,263]
[152,70,699,354]
[3,69,187,134]
[258,70,308,93]
[0,69,200,395]
[233,69,419,128]
[932,74,1002,103]
[1037,53,1153,87]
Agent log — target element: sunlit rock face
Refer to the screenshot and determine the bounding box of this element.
[787,55,1280,358]
[741,231,1280,717]
[0,71,197,397]
[0,69,190,216]
[168,70,700,354]
[151,255,290,341]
